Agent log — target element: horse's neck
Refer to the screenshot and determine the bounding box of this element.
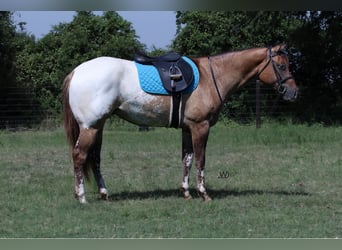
[214,48,267,100]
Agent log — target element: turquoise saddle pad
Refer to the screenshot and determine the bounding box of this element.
[135,56,200,95]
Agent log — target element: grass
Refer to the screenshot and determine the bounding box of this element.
[0,122,342,238]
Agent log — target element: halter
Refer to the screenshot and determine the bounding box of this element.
[257,47,294,94]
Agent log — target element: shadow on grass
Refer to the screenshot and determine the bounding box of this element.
[108,188,310,201]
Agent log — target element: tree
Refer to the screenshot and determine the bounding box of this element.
[172,11,342,124]
[290,11,342,123]
[0,12,40,128]
[16,11,144,116]
[0,11,16,88]
[173,11,301,56]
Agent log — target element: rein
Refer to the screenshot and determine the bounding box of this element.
[257,47,294,94]
[208,56,224,105]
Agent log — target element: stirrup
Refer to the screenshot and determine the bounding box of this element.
[169,65,182,89]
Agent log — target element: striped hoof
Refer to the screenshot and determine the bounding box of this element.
[203,194,212,202]
[180,187,192,200]
[197,190,212,202]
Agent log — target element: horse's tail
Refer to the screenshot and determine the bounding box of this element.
[62,71,92,181]
[62,71,79,148]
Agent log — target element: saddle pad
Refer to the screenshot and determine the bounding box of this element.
[135,56,200,95]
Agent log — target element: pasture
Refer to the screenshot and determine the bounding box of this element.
[0,122,342,238]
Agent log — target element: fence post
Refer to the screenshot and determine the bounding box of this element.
[256,80,261,128]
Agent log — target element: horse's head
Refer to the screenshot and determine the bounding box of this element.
[257,44,298,102]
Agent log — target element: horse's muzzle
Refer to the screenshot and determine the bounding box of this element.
[282,85,299,102]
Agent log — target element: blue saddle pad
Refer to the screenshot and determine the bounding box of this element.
[135,56,200,95]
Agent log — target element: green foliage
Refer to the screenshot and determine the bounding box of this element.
[0,12,40,128]
[173,11,342,124]
[289,11,342,123]
[0,11,16,87]
[173,11,301,56]
[1,11,342,127]
[16,11,144,115]
[173,11,303,123]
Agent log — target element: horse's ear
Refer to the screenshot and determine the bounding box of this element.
[272,43,287,53]
[279,43,287,51]
[273,43,288,55]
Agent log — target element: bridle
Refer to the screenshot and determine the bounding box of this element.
[257,47,294,95]
[208,47,297,106]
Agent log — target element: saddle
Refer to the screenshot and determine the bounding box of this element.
[134,51,194,93]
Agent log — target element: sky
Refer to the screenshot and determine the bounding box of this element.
[13,11,176,49]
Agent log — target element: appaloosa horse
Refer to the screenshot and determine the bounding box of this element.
[62,44,298,203]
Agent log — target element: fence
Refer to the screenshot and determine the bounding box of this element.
[0,86,59,130]
[1,81,342,130]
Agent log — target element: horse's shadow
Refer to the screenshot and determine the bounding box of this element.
[108,188,310,202]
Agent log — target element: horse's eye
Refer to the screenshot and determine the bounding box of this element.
[278,64,286,71]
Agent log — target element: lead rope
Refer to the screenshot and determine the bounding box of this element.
[208,56,224,105]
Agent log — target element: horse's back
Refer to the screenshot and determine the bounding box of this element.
[68,56,171,128]
[73,56,132,82]
[69,57,138,128]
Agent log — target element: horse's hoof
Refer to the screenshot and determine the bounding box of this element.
[184,194,193,200]
[99,188,109,201]
[77,196,87,204]
[79,198,87,204]
[100,193,109,201]
[75,193,87,204]
[180,187,192,200]
[203,194,212,202]
[197,191,212,202]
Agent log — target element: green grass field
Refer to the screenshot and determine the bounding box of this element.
[1,122,342,238]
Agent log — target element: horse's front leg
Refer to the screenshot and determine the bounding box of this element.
[191,121,212,202]
[180,129,194,200]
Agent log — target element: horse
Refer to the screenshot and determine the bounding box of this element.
[62,44,298,203]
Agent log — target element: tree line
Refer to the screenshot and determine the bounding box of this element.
[1,11,341,128]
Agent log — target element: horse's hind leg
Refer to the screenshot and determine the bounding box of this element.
[180,129,194,199]
[72,127,98,203]
[90,128,109,200]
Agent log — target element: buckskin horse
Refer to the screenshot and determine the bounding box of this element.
[62,44,298,203]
